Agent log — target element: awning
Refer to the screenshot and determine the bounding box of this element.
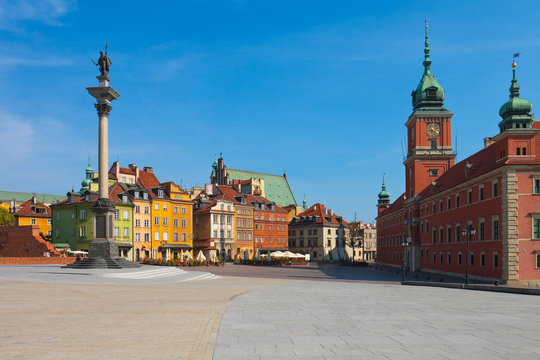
[159,243,193,249]
[117,243,133,248]
[53,243,71,248]
[257,248,287,252]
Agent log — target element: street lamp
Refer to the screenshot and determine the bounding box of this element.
[461,224,476,285]
[401,240,408,282]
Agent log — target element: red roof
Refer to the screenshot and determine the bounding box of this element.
[293,203,347,224]
[119,167,135,175]
[13,199,51,218]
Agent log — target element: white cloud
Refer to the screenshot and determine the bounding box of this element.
[0,0,76,30]
[0,114,34,162]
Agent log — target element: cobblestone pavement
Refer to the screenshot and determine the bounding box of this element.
[214,281,540,360]
[0,272,287,360]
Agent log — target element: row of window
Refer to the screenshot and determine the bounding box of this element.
[254,214,287,221]
[30,219,52,226]
[289,237,348,248]
[425,249,499,268]
[213,214,233,224]
[254,236,286,243]
[237,218,253,228]
[152,217,187,227]
[237,231,253,240]
[289,228,345,236]
[254,224,286,231]
[213,230,232,239]
[237,208,253,215]
[152,203,188,213]
[153,231,187,242]
[423,218,501,243]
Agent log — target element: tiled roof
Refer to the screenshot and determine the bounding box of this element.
[245,194,289,214]
[119,167,135,175]
[293,203,347,225]
[138,169,161,193]
[226,169,297,207]
[12,199,51,218]
[0,191,66,205]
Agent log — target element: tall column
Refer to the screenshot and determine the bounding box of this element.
[96,103,112,199]
[86,71,119,259]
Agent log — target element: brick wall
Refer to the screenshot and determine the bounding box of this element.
[0,226,60,257]
[0,257,75,265]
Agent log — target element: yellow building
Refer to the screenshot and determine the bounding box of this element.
[161,182,194,260]
[12,197,53,237]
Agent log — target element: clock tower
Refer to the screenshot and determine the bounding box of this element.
[404,22,456,198]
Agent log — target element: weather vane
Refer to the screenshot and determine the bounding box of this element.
[512,52,520,67]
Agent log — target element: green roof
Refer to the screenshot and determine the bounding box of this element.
[226,169,297,207]
[0,190,66,205]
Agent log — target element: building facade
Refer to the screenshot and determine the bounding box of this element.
[288,203,349,261]
[376,25,540,286]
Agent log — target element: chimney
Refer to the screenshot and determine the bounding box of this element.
[143,166,154,174]
[484,137,494,148]
[32,196,37,204]
[129,164,140,181]
[205,183,213,196]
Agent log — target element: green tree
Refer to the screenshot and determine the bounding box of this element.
[347,222,364,262]
[0,207,15,226]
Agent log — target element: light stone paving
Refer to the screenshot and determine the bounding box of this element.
[214,281,540,360]
[0,266,288,360]
[0,264,220,284]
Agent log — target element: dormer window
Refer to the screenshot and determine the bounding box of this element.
[158,190,164,198]
[134,192,140,199]
[143,192,148,199]
[122,195,128,203]
[430,139,437,149]
[427,88,437,97]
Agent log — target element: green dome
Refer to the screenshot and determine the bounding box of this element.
[411,23,445,111]
[498,67,532,132]
[378,176,390,205]
[81,178,92,188]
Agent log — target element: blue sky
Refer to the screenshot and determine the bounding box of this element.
[2,0,540,223]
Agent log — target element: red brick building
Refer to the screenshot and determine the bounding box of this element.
[376,26,540,286]
[248,194,289,256]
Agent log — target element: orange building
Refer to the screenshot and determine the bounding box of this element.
[247,194,288,256]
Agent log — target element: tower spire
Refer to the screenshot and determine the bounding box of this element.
[498,54,533,132]
[423,18,432,71]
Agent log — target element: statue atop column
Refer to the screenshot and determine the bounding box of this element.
[92,44,112,76]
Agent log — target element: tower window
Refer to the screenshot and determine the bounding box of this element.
[429,169,439,177]
[430,139,437,149]
[516,147,521,155]
[427,89,436,96]
[523,147,527,155]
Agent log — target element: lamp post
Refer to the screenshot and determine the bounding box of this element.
[461,224,476,285]
[401,240,408,282]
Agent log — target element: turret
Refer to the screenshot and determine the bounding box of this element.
[377,175,391,215]
[498,59,533,132]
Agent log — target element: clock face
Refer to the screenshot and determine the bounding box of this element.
[426,123,440,136]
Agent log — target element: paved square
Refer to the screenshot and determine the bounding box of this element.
[214,281,540,360]
[1,264,539,359]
